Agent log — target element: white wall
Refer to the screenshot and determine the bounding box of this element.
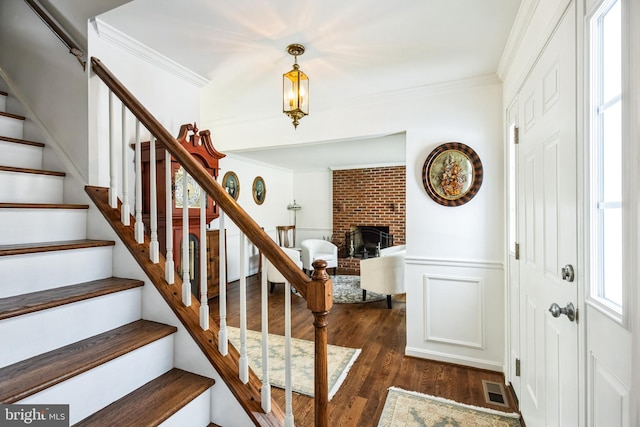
[209,155,294,281]
[204,76,506,370]
[0,0,89,182]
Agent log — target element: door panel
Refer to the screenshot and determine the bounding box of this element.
[517,4,579,426]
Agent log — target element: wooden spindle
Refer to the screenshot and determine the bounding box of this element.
[108,91,117,209]
[149,136,159,263]
[261,253,271,413]
[285,277,294,427]
[164,149,174,284]
[134,121,144,243]
[239,232,249,384]
[218,210,228,356]
[120,105,130,225]
[181,172,191,306]
[199,188,209,330]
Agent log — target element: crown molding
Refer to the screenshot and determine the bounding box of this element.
[497,0,541,81]
[91,18,209,88]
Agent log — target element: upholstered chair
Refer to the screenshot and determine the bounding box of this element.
[266,247,303,293]
[300,239,338,275]
[360,245,406,308]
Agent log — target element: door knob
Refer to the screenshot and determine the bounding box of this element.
[549,302,576,322]
[561,264,575,282]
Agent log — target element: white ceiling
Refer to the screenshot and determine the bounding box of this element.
[98,0,521,171]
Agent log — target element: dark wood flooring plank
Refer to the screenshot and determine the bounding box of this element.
[216,275,522,426]
[73,368,214,427]
[0,320,176,403]
[0,277,144,320]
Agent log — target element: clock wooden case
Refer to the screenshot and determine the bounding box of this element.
[139,123,226,297]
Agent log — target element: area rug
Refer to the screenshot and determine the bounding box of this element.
[378,387,522,427]
[226,326,360,400]
[331,275,386,304]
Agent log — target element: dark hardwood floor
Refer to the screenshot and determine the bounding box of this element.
[210,275,521,426]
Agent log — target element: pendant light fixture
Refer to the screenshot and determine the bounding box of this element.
[283,43,309,129]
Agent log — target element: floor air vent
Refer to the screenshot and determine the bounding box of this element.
[481,380,510,407]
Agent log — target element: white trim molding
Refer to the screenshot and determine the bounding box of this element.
[405,256,504,271]
[90,18,209,88]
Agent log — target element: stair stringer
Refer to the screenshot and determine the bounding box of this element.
[85,186,284,427]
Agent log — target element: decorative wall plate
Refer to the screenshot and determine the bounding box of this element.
[252,176,266,205]
[222,171,240,201]
[422,142,483,206]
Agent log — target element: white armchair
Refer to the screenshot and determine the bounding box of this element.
[266,247,303,293]
[300,239,338,275]
[359,245,406,308]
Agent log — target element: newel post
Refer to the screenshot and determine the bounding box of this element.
[308,259,333,427]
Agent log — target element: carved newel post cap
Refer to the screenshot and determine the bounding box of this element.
[308,259,333,312]
[311,259,329,281]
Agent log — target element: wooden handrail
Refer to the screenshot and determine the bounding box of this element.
[23,0,84,63]
[90,57,311,298]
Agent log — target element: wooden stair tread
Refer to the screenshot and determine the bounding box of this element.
[0,239,115,256]
[74,368,215,427]
[0,135,45,148]
[0,90,7,97]
[0,202,89,209]
[0,165,65,177]
[0,320,177,403]
[0,277,144,320]
[0,111,25,121]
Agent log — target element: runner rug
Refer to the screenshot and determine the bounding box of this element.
[378,387,522,427]
[227,326,360,400]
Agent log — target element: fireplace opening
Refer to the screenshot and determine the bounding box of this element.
[345,226,393,258]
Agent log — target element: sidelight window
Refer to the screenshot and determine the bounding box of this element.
[589,0,623,313]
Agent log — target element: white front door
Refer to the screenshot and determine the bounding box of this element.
[516,4,579,426]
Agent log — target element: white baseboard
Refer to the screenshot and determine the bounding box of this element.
[405,345,505,373]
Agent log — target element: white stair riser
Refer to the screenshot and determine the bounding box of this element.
[0,115,24,139]
[0,94,6,113]
[0,246,113,298]
[0,288,142,369]
[0,141,43,169]
[19,335,174,425]
[159,387,212,427]
[0,171,63,204]
[0,208,87,245]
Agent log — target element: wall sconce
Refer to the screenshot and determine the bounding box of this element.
[283,44,309,129]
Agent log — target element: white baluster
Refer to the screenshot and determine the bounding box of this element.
[134,121,144,244]
[199,188,209,330]
[164,150,174,284]
[285,279,294,427]
[120,105,130,225]
[182,171,191,306]
[218,210,228,355]
[239,232,249,384]
[108,91,118,209]
[261,253,271,413]
[149,136,159,263]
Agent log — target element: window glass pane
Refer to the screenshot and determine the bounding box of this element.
[602,102,622,201]
[602,0,621,103]
[602,207,622,305]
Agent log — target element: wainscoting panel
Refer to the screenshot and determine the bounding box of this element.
[405,257,505,371]
[423,274,484,349]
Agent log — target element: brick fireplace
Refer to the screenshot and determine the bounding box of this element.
[332,166,406,275]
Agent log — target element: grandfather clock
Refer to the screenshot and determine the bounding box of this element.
[140,123,225,297]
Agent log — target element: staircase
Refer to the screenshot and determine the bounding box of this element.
[0,89,216,425]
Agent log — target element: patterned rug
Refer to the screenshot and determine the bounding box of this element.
[226,326,360,400]
[331,275,386,304]
[378,387,522,427]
